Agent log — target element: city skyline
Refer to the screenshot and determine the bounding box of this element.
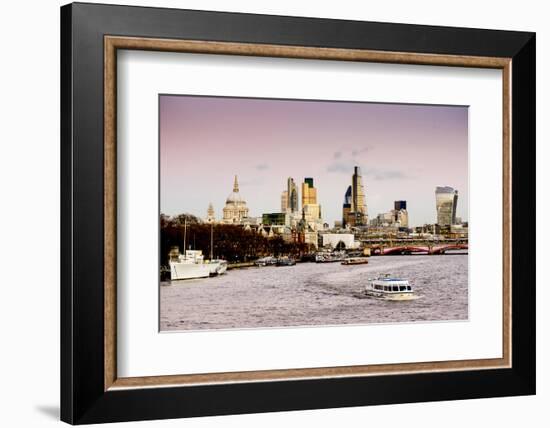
[160,95,468,226]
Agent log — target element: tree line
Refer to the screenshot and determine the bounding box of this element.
[160,213,311,266]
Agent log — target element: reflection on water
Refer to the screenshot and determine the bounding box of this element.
[160,254,468,331]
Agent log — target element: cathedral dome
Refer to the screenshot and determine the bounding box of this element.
[226,191,244,204]
[222,175,249,224]
[225,176,246,205]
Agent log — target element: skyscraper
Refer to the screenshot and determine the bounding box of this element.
[393,200,408,228]
[280,190,288,213]
[435,186,458,226]
[351,167,368,225]
[302,178,317,206]
[286,177,299,213]
[394,200,407,211]
[301,178,321,224]
[342,185,352,227]
[342,166,368,227]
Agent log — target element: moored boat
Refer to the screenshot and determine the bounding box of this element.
[315,250,346,263]
[342,257,369,265]
[207,259,228,275]
[364,274,420,301]
[255,256,278,266]
[276,257,296,266]
[169,249,211,280]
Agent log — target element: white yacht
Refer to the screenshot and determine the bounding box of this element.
[169,250,211,280]
[364,274,420,301]
[208,259,228,275]
[168,220,228,280]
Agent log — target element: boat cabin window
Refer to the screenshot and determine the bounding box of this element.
[392,285,399,292]
[374,284,382,290]
[399,285,407,291]
[407,286,412,291]
[384,286,389,292]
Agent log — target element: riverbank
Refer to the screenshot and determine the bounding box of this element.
[227,261,256,270]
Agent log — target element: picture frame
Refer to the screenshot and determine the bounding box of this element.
[60,2,535,424]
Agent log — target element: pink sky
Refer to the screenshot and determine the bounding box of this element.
[160,95,468,227]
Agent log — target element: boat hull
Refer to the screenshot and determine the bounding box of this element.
[342,258,369,265]
[364,290,420,301]
[170,262,211,280]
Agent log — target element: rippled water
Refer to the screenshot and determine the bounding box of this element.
[160,254,468,331]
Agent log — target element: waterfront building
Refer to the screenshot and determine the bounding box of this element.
[395,208,409,228]
[205,202,216,223]
[222,175,250,224]
[435,186,458,226]
[450,223,469,238]
[392,200,409,228]
[369,200,408,229]
[262,212,287,226]
[296,210,319,248]
[370,212,394,227]
[342,167,368,227]
[302,204,321,224]
[321,233,359,250]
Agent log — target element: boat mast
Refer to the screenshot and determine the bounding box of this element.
[183,217,187,255]
[210,223,214,260]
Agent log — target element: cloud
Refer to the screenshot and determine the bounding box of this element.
[326,161,354,173]
[366,169,408,181]
[326,161,410,181]
[256,163,269,171]
[326,146,371,174]
[351,147,369,157]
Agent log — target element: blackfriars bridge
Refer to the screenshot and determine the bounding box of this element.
[360,239,468,255]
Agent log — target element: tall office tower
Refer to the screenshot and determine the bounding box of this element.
[301,177,317,205]
[393,200,408,228]
[351,166,368,225]
[342,185,352,227]
[205,202,216,223]
[280,190,288,213]
[394,200,407,211]
[287,177,299,213]
[435,186,459,226]
[301,177,321,224]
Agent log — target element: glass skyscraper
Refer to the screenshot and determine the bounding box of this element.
[435,186,458,226]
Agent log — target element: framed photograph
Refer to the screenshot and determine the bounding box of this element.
[61,2,535,424]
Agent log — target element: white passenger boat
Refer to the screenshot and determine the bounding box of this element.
[364,274,420,301]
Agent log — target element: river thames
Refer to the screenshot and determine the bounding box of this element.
[160,254,468,331]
